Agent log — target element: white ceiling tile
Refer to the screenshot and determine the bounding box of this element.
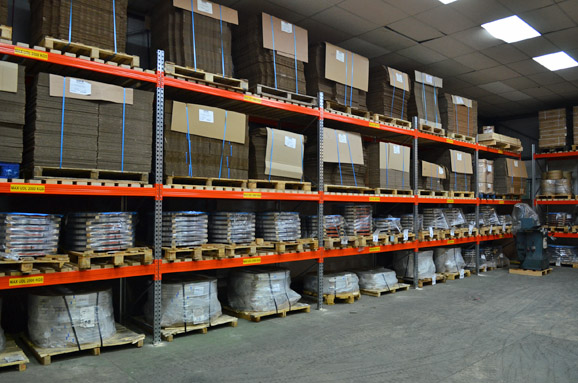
[383,0,439,16]
[357,28,417,51]
[479,82,517,94]
[482,45,529,65]
[414,6,476,35]
[498,0,556,13]
[521,5,575,34]
[338,38,390,58]
[458,87,494,99]
[396,45,447,65]
[451,28,503,51]
[265,0,342,16]
[422,36,474,58]
[387,17,444,42]
[416,59,473,77]
[454,52,500,70]
[371,53,415,68]
[310,7,380,35]
[458,66,521,85]
[558,0,578,24]
[523,87,557,97]
[449,0,511,24]
[500,91,532,101]
[337,0,408,25]
[545,27,578,51]
[443,77,475,91]
[502,77,539,90]
[297,19,352,43]
[512,37,558,58]
[230,0,306,21]
[507,60,547,76]
[556,67,578,82]
[545,81,578,95]
[527,72,566,86]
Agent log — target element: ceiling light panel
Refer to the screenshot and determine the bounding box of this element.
[481,15,540,43]
[439,0,458,4]
[533,51,578,71]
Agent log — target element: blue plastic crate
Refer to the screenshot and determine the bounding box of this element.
[0,163,20,178]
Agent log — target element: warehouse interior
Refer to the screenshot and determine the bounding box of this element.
[0,0,578,382]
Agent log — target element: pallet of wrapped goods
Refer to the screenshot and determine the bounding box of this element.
[408,71,443,135]
[0,62,25,172]
[477,132,522,152]
[303,272,360,304]
[494,158,527,196]
[539,108,567,151]
[0,213,61,260]
[161,211,209,248]
[257,212,301,242]
[209,212,255,245]
[367,66,411,124]
[436,149,474,195]
[342,204,373,236]
[418,161,447,195]
[305,42,369,111]
[439,94,477,142]
[150,0,236,76]
[478,159,494,195]
[366,142,411,191]
[234,13,310,101]
[164,100,249,180]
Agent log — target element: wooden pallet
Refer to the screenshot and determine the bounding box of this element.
[324,184,376,194]
[303,290,361,305]
[418,124,445,136]
[468,266,487,273]
[374,188,413,196]
[399,273,446,288]
[67,247,153,270]
[21,178,154,188]
[27,166,148,183]
[40,37,140,67]
[0,25,11,41]
[487,266,497,271]
[479,140,523,153]
[219,242,276,258]
[447,132,475,143]
[443,269,472,280]
[0,255,70,275]
[164,176,247,190]
[0,336,29,372]
[394,232,416,243]
[159,315,238,342]
[165,62,248,92]
[539,147,567,154]
[360,283,410,297]
[363,234,391,247]
[372,114,412,129]
[537,194,573,200]
[251,84,316,107]
[494,194,522,200]
[22,323,144,365]
[418,230,445,241]
[247,179,312,192]
[223,302,310,322]
[325,100,370,119]
[509,268,552,277]
[271,238,319,254]
[417,189,448,197]
[323,236,365,249]
[572,145,578,151]
[449,190,475,199]
[162,244,225,262]
[548,226,570,233]
[550,261,578,268]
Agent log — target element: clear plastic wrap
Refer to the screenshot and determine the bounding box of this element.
[303,272,360,295]
[355,268,398,290]
[547,212,571,227]
[463,248,486,269]
[28,287,116,348]
[257,212,301,242]
[512,203,540,233]
[393,250,436,279]
[144,276,222,327]
[423,208,449,230]
[547,245,578,263]
[465,213,484,227]
[434,247,465,273]
[480,206,501,226]
[303,215,346,239]
[541,179,556,195]
[210,212,255,244]
[162,211,208,247]
[65,212,135,252]
[343,205,373,236]
[373,217,402,234]
[0,213,62,259]
[227,267,301,312]
[556,178,572,195]
[401,214,423,233]
[442,208,466,227]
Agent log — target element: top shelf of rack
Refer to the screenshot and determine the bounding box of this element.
[534,151,578,160]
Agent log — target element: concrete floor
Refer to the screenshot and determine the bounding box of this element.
[3,268,578,383]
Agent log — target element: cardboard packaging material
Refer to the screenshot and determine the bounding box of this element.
[0,0,7,25]
[437,150,473,191]
[539,108,566,149]
[366,142,411,190]
[151,0,237,75]
[494,158,528,195]
[165,100,249,179]
[305,42,369,110]
[418,160,446,191]
[478,159,494,194]
[408,71,443,130]
[439,94,478,138]
[30,0,128,52]
[233,13,307,93]
[367,66,410,120]
[0,62,25,164]
[304,127,366,187]
[249,127,305,181]
[574,107,578,146]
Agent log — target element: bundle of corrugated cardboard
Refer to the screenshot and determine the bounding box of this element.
[477,131,522,152]
[494,158,527,195]
[233,13,307,93]
[249,127,304,181]
[0,0,8,25]
[478,159,494,194]
[418,161,446,191]
[164,100,248,179]
[366,142,411,190]
[539,108,567,150]
[573,107,578,146]
[408,71,443,131]
[0,62,25,166]
[24,73,152,173]
[439,94,478,138]
[437,149,473,192]
[367,66,410,120]
[150,0,236,75]
[30,0,128,51]
[305,42,368,110]
[304,127,366,187]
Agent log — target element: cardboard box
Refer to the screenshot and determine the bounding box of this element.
[539,108,566,149]
[366,142,411,189]
[0,62,25,165]
[440,93,478,138]
[367,66,411,120]
[478,159,494,184]
[436,149,473,191]
[494,158,528,195]
[249,127,304,180]
[408,71,443,130]
[418,160,446,191]
[324,42,369,92]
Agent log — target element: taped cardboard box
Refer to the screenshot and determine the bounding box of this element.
[366,142,411,189]
[249,127,304,181]
[165,100,248,179]
[418,160,446,191]
[494,158,528,195]
[234,13,307,93]
[408,71,443,130]
[367,66,410,120]
[437,150,473,191]
[306,42,368,109]
[439,94,478,138]
[0,62,25,164]
[539,108,567,149]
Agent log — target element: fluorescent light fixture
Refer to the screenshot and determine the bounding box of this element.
[439,0,458,4]
[533,51,578,71]
[481,15,540,43]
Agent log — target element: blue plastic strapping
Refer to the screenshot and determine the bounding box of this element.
[390,86,396,118]
[293,26,298,94]
[334,130,343,185]
[190,0,197,70]
[68,0,73,42]
[185,104,193,177]
[434,86,438,125]
[401,89,406,120]
[346,134,357,186]
[270,15,278,89]
[455,104,459,133]
[268,129,275,181]
[344,52,348,106]
[112,0,117,53]
[59,77,67,168]
[218,111,228,179]
[401,148,405,189]
[349,54,354,107]
[219,5,225,76]
[467,105,470,137]
[121,88,126,171]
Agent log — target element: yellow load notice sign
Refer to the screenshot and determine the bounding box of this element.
[243,257,261,265]
[9,276,44,287]
[10,184,45,193]
[14,47,48,61]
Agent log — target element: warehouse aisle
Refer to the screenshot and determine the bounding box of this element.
[4,268,578,383]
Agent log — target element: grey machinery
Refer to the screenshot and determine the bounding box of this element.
[512,204,549,271]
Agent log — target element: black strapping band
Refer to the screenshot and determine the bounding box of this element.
[63,296,82,351]
[95,291,103,347]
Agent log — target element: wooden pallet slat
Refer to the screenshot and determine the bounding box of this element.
[165,176,247,190]
[443,269,472,280]
[325,100,371,119]
[162,244,225,262]
[251,84,317,107]
[399,273,446,288]
[247,179,312,192]
[164,62,248,92]
[360,283,410,297]
[417,189,449,197]
[372,114,412,129]
[0,25,12,41]
[536,194,574,200]
[509,268,552,276]
[303,290,360,305]
[67,247,153,270]
[324,184,376,194]
[27,166,148,184]
[448,190,476,199]
[223,302,310,322]
[418,124,445,136]
[374,188,413,196]
[0,336,29,372]
[0,255,69,274]
[447,132,476,143]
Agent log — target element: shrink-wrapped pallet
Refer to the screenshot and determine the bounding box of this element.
[480,206,500,226]
[145,276,221,327]
[355,268,398,290]
[374,217,402,234]
[28,287,116,348]
[210,212,255,244]
[303,272,359,295]
[393,250,435,279]
[401,214,423,233]
[547,245,578,264]
[257,212,300,242]
[162,211,208,248]
[64,212,135,252]
[423,208,449,230]
[342,204,372,236]
[434,247,465,273]
[303,215,346,239]
[442,208,466,228]
[463,248,486,269]
[227,267,300,312]
[0,213,61,260]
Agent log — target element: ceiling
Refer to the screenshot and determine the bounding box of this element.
[190,0,578,121]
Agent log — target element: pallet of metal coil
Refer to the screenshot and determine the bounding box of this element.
[367,66,411,123]
[400,214,423,234]
[435,149,474,196]
[164,100,249,181]
[150,0,236,76]
[162,211,209,248]
[0,213,61,260]
[0,63,25,174]
[305,42,369,112]
[342,204,373,236]
[408,71,444,135]
[439,94,477,142]
[301,215,360,249]
[539,108,567,151]
[209,212,255,246]
[366,142,411,191]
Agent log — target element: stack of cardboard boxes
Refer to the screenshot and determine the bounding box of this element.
[249,128,305,181]
[408,71,443,131]
[440,94,478,139]
[478,159,494,195]
[437,150,473,192]
[539,108,567,150]
[366,142,411,190]
[419,161,446,191]
[0,62,25,176]
[367,67,410,121]
[494,158,528,195]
